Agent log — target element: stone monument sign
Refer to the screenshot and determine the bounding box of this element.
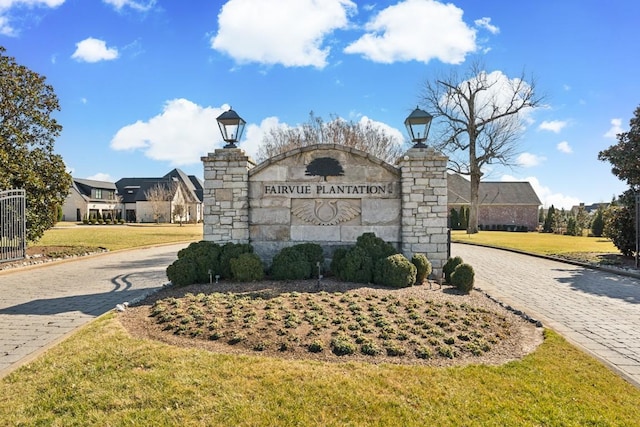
[202,143,448,278]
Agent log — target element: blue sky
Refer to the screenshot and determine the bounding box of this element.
[1,0,637,209]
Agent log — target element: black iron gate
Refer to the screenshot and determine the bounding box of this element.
[0,189,26,262]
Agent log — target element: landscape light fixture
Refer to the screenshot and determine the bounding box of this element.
[216,107,246,148]
[404,106,433,148]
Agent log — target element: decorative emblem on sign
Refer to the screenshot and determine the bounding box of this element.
[305,157,344,181]
[292,200,360,226]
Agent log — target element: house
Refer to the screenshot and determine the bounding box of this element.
[570,202,609,215]
[115,168,204,223]
[62,169,204,224]
[447,173,541,231]
[61,178,120,222]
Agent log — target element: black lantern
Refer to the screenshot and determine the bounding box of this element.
[404,106,433,148]
[216,107,246,148]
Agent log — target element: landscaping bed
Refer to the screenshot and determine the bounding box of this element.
[120,278,543,367]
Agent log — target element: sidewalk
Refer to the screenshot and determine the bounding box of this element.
[0,243,189,379]
[453,243,640,388]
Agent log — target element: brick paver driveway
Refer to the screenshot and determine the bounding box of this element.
[0,243,189,377]
[453,243,640,388]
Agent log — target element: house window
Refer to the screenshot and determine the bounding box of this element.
[94,189,102,199]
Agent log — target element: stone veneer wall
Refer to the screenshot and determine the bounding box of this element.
[398,147,449,278]
[201,148,256,243]
[202,144,448,279]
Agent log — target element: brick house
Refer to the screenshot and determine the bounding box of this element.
[448,173,541,231]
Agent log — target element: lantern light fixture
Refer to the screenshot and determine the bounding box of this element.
[404,106,433,148]
[216,107,246,148]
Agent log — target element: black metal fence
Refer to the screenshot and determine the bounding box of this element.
[0,189,26,262]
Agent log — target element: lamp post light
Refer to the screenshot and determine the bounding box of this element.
[216,107,246,148]
[404,106,433,148]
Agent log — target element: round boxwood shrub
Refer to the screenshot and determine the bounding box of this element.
[270,247,312,280]
[451,263,475,293]
[356,232,398,263]
[329,247,348,278]
[292,243,325,276]
[443,256,464,284]
[219,242,253,279]
[336,246,374,283]
[178,240,223,283]
[166,258,197,286]
[374,254,417,288]
[230,253,264,282]
[411,253,432,285]
[166,241,223,286]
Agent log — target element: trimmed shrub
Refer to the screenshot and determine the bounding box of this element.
[292,243,325,276]
[356,232,398,263]
[329,248,348,277]
[411,253,432,285]
[165,240,259,286]
[178,241,222,283]
[219,243,253,279]
[166,258,197,286]
[451,263,475,293]
[443,256,463,284]
[230,253,264,282]
[374,254,417,288]
[270,247,312,280]
[337,246,374,283]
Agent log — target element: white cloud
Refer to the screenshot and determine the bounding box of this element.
[516,152,545,168]
[102,0,155,11]
[474,17,499,34]
[556,141,572,154]
[538,120,567,133]
[443,70,537,124]
[110,99,228,166]
[358,115,404,144]
[71,37,119,62]
[603,118,623,139]
[211,0,356,68]
[86,172,112,182]
[241,116,284,159]
[344,0,477,64]
[0,0,65,36]
[501,175,579,210]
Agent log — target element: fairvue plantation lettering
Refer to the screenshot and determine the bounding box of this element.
[264,183,392,196]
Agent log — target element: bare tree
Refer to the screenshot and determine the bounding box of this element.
[257,112,405,163]
[144,183,171,223]
[420,61,543,233]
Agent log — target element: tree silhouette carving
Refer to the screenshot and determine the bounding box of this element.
[305,157,344,181]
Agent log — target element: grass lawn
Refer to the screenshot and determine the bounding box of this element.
[32,222,203,251]
[0,314,638,426]
[1,226,638,425]
[451,230,618,255]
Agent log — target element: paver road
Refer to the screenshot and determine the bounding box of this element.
[0,243,189,377]
[453,243,640,388]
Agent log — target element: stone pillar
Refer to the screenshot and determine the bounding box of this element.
[201,148,255,244]
[399,147,448,280]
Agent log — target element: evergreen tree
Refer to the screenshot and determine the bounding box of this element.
[591,207,605,237]
[542,205,555,233]
[449,208,460,230]
[0,47,71,241]
[598,104,640,255]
